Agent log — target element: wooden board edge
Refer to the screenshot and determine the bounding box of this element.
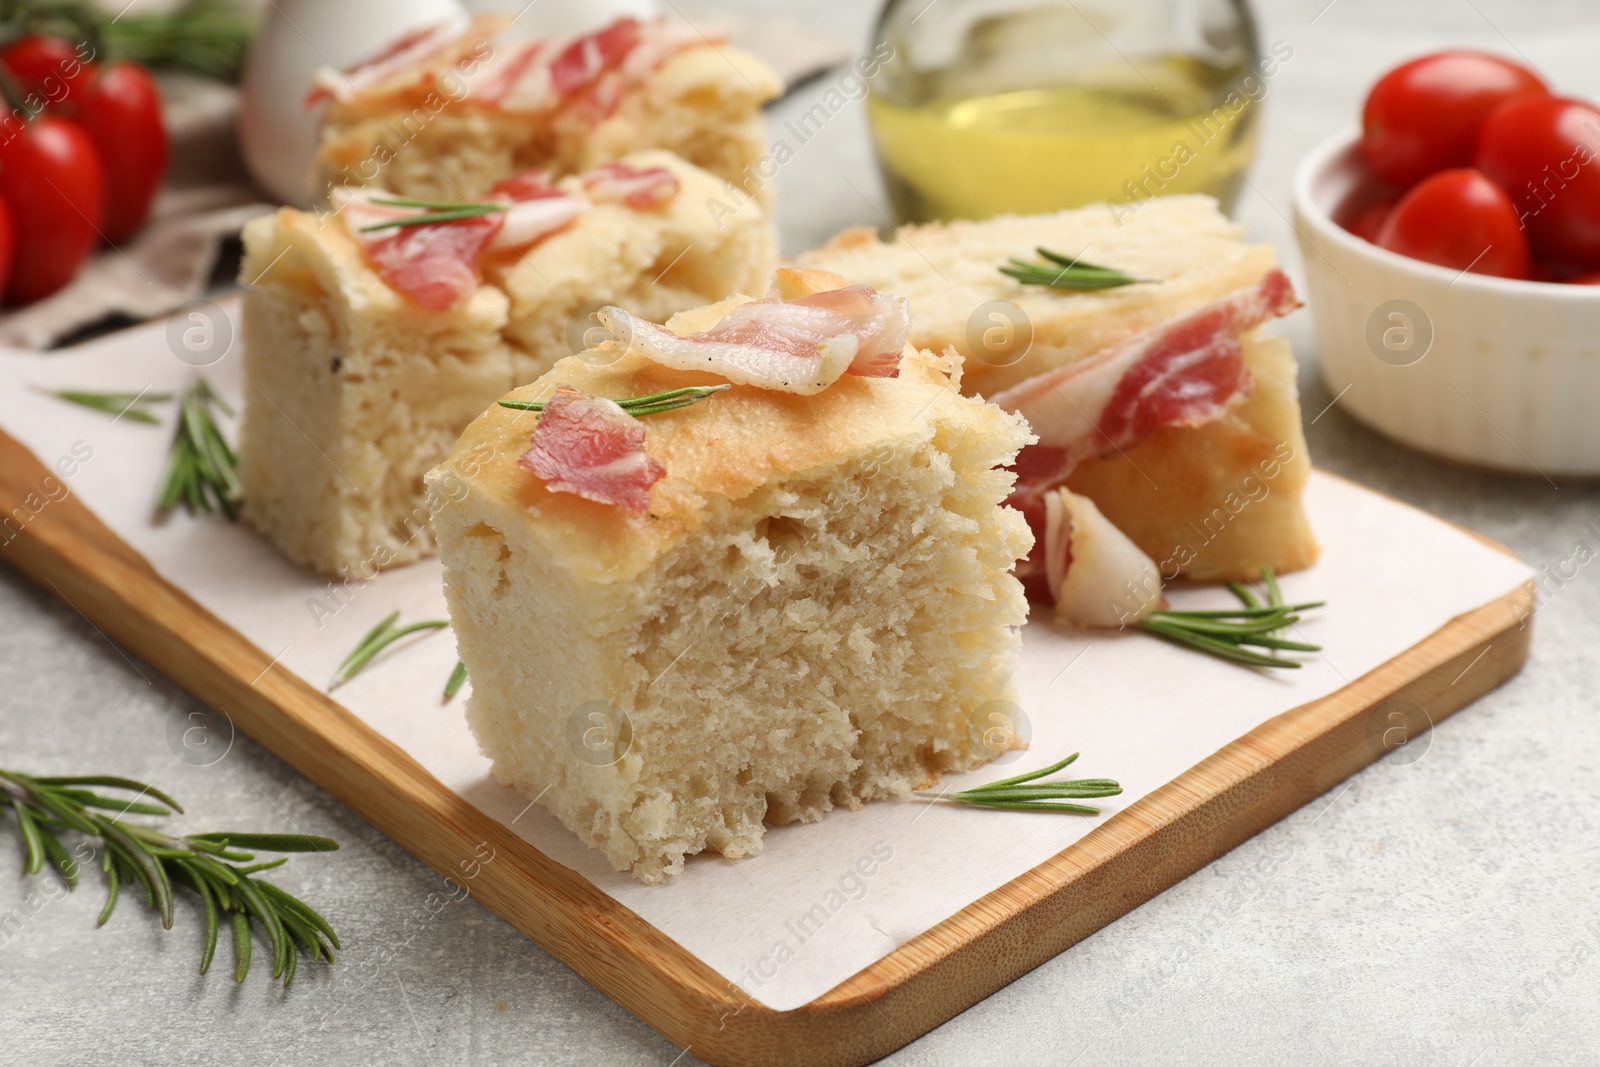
[0,430,1533,1067]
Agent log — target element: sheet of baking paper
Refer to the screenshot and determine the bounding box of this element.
[0,307,1534,1011]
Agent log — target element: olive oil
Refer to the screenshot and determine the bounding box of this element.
[867,56,1260,224]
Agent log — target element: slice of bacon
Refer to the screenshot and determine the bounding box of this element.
[323,16,715,121]
[550,18,641,97]
[617,21,712,81]
[998,270,1301,595]
[486,170,589,251]
[1043,488,1162,628]
[595,286,910,394]
[304,15,472,106]
[582,163,680,210]
[337,176,587,305]
[790,285,910,378]
[992,269,1300,489]
[519,385,664,512]
[337,192,498,311]
[467,39,548,107]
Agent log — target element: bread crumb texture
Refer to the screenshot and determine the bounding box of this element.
[428,347,1034,882]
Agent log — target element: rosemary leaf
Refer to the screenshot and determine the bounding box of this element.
[1000,248,1148,291]
[915,752,1123,814]
[359,204,507,232]
[0,768,341,987]
[329,613,449,691]
[48,388,172,424]
[231,910,251,983]
[369,196,505,211]
[12,802,44,875]
[1137,568,1322,669]
[187,832,339,853]
[498,384,730,416]
[98,850,120,926]
[156,378,238,521]
[444,660,468,702]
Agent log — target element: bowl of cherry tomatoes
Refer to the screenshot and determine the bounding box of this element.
[1293,50,1600,476]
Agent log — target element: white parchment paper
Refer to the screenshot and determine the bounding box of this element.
[0,306,1533,1011]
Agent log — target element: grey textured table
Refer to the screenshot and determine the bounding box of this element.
[4,2,1599,1064]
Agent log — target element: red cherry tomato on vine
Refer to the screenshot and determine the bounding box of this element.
[1361,50,1547,188]
[0,34,98,109]
[0,115,106,304]
[1475,96,1600,269]
[1375,168,1531,279]
[76,60,167,241]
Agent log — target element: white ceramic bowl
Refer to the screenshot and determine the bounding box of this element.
[1292,128,1600,477]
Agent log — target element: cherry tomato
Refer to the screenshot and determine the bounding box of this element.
[0,197,13,296]
[1361,50,1547,188]
[1375,168,1531,279]
[1475,96,1600,268]
[0,34,97,110]
[0,115,105,304]
[1342,198,1395,243]
[1565,271,1600,285]
[76,61,167,241]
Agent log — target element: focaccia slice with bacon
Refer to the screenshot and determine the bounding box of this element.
[794,195,1317,583]
[426,273,1033,882]
[309,15,779,206]
[237,151,774,577]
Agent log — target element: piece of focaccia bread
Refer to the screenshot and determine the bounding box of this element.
[311,15,779,206]
[426,289,1033,883]
[794,196,1317,582]
[237,152,773,577]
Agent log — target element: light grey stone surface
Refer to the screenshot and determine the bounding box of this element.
[4,2,1599,1064]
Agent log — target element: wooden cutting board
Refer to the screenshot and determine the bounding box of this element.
[0,427,1531,1067]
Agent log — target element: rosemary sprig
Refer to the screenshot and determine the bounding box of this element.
[155,377,238,520]
[47,388,172,425]
[358,197,509,231]
[1137,568,1324,668]
[0,768,339,986]
[329,611,449,691]
[916,753,1122,814]
[1000,248,1147,291]
[443,660,468,703]
[498,384,730,417]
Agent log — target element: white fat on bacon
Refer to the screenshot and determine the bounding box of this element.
[468,39,551,109]
[490,194,590,251]
[595,286,910,394]
[1043,488,1162,629]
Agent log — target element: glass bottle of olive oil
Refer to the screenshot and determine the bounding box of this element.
[867,0,1267,224]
